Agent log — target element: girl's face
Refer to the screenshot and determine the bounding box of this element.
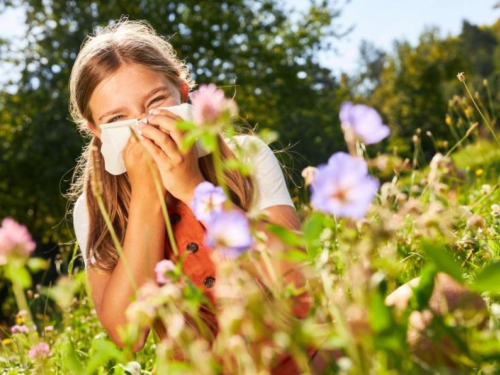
[88,63,185,136]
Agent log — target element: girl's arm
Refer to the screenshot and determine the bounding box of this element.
[87,188,165,350]
[86,136,169,350]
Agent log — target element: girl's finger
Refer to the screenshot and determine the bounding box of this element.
[139,136,173,171]
[146,113,184,145]
[140,125,184,164]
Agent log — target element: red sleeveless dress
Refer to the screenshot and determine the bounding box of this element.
[154,199,317,374]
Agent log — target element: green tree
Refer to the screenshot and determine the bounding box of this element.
[361,28,466,159]
[0,0,347,245]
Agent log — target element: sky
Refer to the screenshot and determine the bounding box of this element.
[0,1,499,77]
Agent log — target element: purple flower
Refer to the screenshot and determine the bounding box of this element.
[340,102,390,145]
[0,218,36,264]
[310,152,379,219]
[11,324,29,334]
[205,210,253,258]
[191,84,238,127]
[191,181,227,223]
[154,259,176,285]
[28,342,50,359]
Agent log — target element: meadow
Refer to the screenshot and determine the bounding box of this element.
[1,75,500,374]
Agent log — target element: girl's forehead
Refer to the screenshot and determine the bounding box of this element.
[89,63,180,117]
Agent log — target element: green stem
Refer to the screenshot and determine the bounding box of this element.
[212,135,229,198]
[96,196,138,292]
[485,80,495,121]
[12,280,38,342]
[144,157,178,257]
[462,81,500,147]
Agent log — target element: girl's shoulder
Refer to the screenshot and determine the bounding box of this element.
[226,134,294,211]
[225,133,276,161]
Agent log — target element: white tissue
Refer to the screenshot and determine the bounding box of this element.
[99,103,210,175]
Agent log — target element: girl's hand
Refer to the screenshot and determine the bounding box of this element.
[137,108,206,204]
[123,133,164,196]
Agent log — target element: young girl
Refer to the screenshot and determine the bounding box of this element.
[69,20,314,373]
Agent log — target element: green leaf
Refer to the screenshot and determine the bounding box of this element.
[85,339,126,375]
[473,261,500,293]
[180,131,199,151]
[62,341,85,373]
[6,264,32,288]
[421,241,463,283]
[176,120,196,131]
[369,292,393,333]
[27,257,49,272]
[199,133,218,152]
[280,249,310,262]
[302,212,325,258]
[409,264,437,311]
[266,223,305,247]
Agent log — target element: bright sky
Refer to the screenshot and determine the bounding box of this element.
[319,0,500,75]
[0,1,499,77]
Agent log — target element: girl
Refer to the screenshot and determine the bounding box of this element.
[69,19,314,373]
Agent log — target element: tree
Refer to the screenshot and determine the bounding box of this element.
[0,0,347,244]
[360,28,466,159]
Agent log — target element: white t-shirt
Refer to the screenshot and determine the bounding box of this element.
[73,134,295,268]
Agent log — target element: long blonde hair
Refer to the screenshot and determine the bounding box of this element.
[68,20,254,272]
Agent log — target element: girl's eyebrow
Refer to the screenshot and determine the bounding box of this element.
[98,86,171,122]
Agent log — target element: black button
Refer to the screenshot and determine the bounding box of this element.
[204,276,216,288]
[170,213,181,225]
[186,242,199,253]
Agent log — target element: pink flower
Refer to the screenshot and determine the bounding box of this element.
[11,324,29,334]
[154,259,176,284]
[0,218,36,264]
[28,342,50,359]
[191,84,237,127]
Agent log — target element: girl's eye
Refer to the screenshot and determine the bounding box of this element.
[148,96,166,107]
[110,115,125,123]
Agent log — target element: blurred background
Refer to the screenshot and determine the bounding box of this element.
[0,0,499,286]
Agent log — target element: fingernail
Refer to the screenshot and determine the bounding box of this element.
[138,121,146,129]
[149,108,160,115]
[138,130,144,140]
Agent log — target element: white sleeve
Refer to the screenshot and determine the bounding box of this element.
[233,135,295,212]
[73,194,90,269]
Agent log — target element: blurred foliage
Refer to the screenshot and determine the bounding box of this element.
[0,0,348,245]
[350,18,500,162]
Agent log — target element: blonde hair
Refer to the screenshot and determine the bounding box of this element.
[68,20,254,271]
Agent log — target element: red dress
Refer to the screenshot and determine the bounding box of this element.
[155,199,316,374]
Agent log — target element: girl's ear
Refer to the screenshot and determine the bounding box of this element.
[180,81,189,103]
[87,121,100,138]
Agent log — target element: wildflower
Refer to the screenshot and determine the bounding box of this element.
[191,84,237,127]
[339,102,390,145]
[167,313,185,338]
[310,152,379,219]
[476,169,484,176]
[445,114,452,126]
[11,325,29,334]
[28,342,50,359]
[457,72,465,82]
[2,338,12,345]
[205,210,253,258]
[301,166,318,187]
[491,204,500,217]
[0,218,36,264]
[126,300,156,327]
[154,259,176,285]
[44,326,54,332]
[467,214,485,230]
[190,181,227,223]
[481,184,492,195]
